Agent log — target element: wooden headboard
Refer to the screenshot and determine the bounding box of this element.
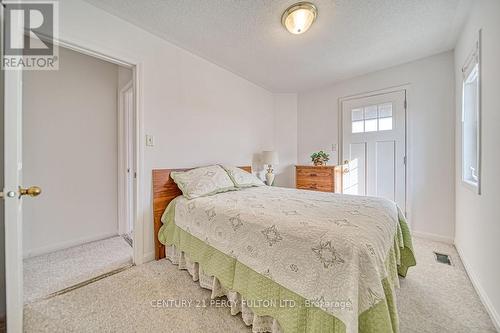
[152,166,252,260]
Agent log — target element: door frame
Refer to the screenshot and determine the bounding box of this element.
[338,84,411,223]
[118,81,135,237]
[45,38,145,266]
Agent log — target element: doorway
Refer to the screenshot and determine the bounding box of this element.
[340,89,407,211]
[3,37,142,331]
[20,45,136,303]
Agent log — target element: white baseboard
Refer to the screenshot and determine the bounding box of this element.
[143,251,155,263]
[23,232,119,258]
[411,230,454,244]
[455,243,500,332]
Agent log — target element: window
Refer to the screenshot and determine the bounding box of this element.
[461,33,481,193]
[351,103,393,133]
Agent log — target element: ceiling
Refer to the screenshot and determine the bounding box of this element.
[84,0,471,93]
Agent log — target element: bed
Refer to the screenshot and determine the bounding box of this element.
[153,167,416,333]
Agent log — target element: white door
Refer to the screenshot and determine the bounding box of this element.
[2,15,42,332]
[3,63,24,332]
[341,90,406,210]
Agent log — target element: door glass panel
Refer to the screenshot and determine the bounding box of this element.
[365,119,377,132]
[364,105,378,132]
[351,108,364,133]
[378,103,392,118]
[378,103,393,131]
[379,117,393,131]
[352,108,363,121]
[364,105,377,119]
[352,121,364,133]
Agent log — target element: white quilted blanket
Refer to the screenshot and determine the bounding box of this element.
[174,186,402,332]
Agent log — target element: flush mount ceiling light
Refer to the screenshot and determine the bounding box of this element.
[281,2,318,35]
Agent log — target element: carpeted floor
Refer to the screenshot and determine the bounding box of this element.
[23,237,497,333]
[24,236,133,303]
[396,238,496,332]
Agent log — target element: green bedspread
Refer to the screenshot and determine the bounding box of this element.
[158,195,415,333]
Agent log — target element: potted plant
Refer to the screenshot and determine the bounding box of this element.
[310,151,330,166]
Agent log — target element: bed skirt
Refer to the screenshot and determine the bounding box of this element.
[167,244,284,333]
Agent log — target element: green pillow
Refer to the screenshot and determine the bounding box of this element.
[171,165,235,199]
[221,165,265,188]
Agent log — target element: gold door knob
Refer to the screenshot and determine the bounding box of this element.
[19,186,42,197]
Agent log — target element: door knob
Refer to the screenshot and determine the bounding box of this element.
[342,160,350,174]
[19,186,42,198]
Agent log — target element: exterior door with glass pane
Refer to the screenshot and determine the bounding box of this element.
[341,90,406,211]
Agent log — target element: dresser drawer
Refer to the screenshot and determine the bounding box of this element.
[296,168,333,179]
[296,180,333,192]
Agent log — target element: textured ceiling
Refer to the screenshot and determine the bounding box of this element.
[84,0,471,92]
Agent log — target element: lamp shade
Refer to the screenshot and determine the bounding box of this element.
[262,151,279,165]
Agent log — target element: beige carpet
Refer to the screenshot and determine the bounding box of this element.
[24,236,133,303]
[396,238,496,333]
[24,237,497,332]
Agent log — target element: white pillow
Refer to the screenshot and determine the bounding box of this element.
[221,165,265,188]
[170,165,235,199]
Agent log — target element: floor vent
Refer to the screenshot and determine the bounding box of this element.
[434,252,452,265]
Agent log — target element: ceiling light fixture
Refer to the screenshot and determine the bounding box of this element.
[281,2,318,35]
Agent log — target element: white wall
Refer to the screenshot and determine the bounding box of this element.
[298,51,456,242]
[273,94,298,188]
[454,0,500,329]
[23,46,120,257]
[56,0,280,262]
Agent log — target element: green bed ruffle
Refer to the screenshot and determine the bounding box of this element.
[158,198,416,333]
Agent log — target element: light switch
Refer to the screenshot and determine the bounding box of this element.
[146,135,154,147]
[331,143,337,152]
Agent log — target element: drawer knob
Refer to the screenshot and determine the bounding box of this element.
[310,173,317,177]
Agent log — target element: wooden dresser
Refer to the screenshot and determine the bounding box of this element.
[295,165,341,193]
